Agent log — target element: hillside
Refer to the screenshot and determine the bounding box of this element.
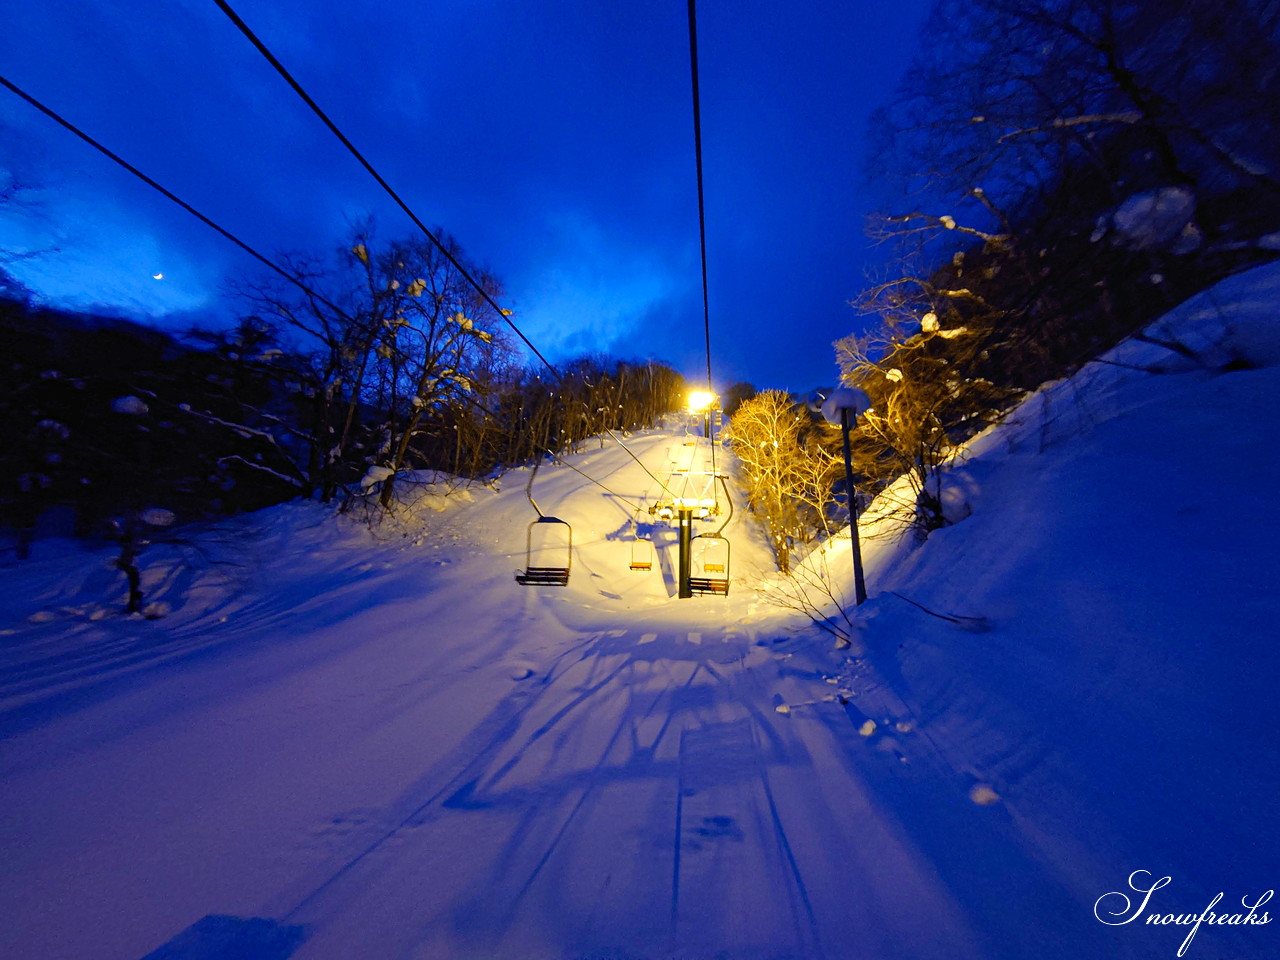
[2,265,1278,959]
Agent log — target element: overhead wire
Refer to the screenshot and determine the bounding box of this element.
[210,0,682,504]
[0,74,541,447]
[1,77,664,570]
[5,8,690,512]
[686,0,714,395]
[210,0,560,380]
[545,450,644,514]
[0,74,358,327]
[686,0,720,485]
[0,78,557,442]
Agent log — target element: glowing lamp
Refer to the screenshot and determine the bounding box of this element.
[688,390,717,412]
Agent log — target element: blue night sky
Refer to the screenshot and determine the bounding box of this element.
[0,0,931,391]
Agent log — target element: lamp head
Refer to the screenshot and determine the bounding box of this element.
[688,390,717,413]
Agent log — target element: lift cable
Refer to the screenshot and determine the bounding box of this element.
[0,74,359,327]
[0,76,518,443]
[2,73,660,519]
[546,451,645,514]
[687,0,714,394]
[212,0,682,503]
[5,37,677,519]
[686,0,719,484]
[210,0,560,381]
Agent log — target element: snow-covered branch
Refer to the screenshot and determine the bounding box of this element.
[216,456,306,489]
[995,111,1143,143]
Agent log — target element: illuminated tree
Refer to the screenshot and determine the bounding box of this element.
[726,390,842,573]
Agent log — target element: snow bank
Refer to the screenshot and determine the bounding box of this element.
[821,261,1280,951]
[1111,185,1198,252]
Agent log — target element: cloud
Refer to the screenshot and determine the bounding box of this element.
[511,210,689,361]
[0,184,215,317]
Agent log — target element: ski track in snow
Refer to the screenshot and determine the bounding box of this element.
[257,618,986,960]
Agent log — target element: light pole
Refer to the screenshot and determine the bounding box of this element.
[821,388,871,605]
[688,389,717,440]
[677,389,719,599]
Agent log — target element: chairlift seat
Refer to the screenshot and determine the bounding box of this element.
[688,576,730,596]
[516,566,571,586]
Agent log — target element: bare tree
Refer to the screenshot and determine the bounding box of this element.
[835,298,1017,533]
[875,0,1280,212]
[230,225,515,508]
[758,545,865,649]
[360,237,512,507]
[863,0,1280,387]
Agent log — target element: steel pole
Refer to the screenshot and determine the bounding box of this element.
[841,408,868,605]
[677,506,694,599]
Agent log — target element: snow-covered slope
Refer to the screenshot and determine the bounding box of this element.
[798,262,1280,958]
[1,265,1277,960]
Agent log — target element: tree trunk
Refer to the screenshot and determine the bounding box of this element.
[379,409,424,508]
[115,537,143,614]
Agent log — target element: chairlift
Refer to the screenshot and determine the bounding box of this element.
[628,508,654,571]
[689,534,730,595]
[687,475,734,596]
[629,537,654,572]
[515,459,572,586]
[669,439,698,472]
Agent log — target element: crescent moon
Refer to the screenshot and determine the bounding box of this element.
[152,272,164,280]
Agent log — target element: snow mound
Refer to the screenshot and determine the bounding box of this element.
[1111,185,1197,251]
[833,260,1280,930]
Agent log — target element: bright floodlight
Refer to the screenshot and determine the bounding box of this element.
[688,390,717,412]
